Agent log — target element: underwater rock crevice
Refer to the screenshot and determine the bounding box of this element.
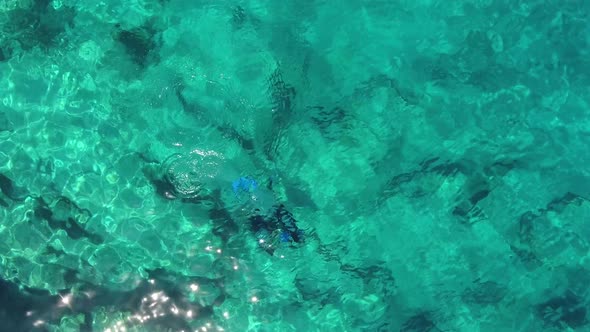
[113,19,162,68]
[0,0,76,61]
[31,196,102,245]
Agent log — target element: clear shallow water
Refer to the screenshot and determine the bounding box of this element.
[0,0,589,331]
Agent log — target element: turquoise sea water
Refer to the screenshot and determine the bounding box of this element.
[1,0,590,331]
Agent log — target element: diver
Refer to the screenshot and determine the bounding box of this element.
[142,152,305,256]
[231,176,305,255]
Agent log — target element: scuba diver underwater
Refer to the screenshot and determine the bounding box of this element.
[141,150,306,256]
[231,176,305,255]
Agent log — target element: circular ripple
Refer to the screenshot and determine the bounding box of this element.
[162,151,223,199]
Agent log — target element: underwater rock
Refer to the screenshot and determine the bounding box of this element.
[0,111,12,132]
[0,46,7,62]
[0,277,62,332]
[209,203,239,243]
[399,311,438,332]
[231,6,247,28]
[32,196,102,244]
[0,268,222,331]
[114,20,161,68]
[537,290,587,329]
[1,0,76,57]
[461,280,508,305]
[0,173,28,201]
